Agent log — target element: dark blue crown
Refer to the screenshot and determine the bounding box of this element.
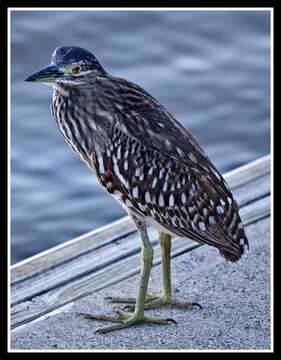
[51,46,100,68]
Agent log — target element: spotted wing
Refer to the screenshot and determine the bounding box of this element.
[91,120,248,262]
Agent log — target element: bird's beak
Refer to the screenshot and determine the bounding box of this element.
[25,64,64,82]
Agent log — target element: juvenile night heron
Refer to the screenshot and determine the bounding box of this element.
[25,46,249,334]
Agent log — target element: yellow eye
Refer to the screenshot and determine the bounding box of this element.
[72,64,82,74]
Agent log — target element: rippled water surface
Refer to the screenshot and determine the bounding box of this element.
[11,10,270,263]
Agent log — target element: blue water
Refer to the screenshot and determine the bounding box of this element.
[11,10,270,264]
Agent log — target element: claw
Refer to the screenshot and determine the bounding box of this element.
[192,302,203,309]
[77,312,94,319]
[166,318,177,325]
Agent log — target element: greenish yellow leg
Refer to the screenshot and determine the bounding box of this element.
[79,218,176,334]
[109,232,202,311]
[143,232,201,309]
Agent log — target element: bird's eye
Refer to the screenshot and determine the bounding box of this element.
[72,65,82,74]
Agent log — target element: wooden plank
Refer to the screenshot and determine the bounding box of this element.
[11,216,136,283]
[223,154,270,188]
[11,155,270,283]
[11,195,270,329]
[11,228,157,306]
[11,173,270,307]
[234,174,270,207]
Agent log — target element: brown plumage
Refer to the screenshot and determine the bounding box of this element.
[27,45,248,262]
[91,103,248,262]
[26,46,250,333]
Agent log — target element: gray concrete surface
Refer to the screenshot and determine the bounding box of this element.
[11,217,271,350]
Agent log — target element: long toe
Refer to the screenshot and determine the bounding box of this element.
[78,313,120,323]
[169,299,203,309]
[78,309,175,334]
[106,292,158,305]
[95,314,175,334]
[105,296,137,304]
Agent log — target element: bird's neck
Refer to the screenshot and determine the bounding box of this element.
[52,84,113,157]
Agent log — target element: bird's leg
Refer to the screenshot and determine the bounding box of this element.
[160,232,172,299]
[139,232,201,310]
[110,232,202,311]
[79,218,175,334]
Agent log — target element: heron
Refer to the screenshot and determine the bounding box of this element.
[25,46,248,334]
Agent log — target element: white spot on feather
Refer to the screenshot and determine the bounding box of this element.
[117,146,122,160]
[191,222,197,230]
[181,206,188,216]
[189,153,198,163]
[124,149,129,159]
[193,213,200,223]
[113,190,122,200]
[115,103,123,110]
[159,193,164,207]
[125,199,133,207]
[124,160,128,171]
[145,191,151,203]
[189,205,196,213]
[114,163,128,188]
[217,205,224,215]
[132,186,139,198]
[176,147,185,157]
[164,139,172,149]
[220,198,226,207]
[169,194,174,207]
[97,153,105,174]
[138,203,147,211]
[199,222,206,231]
[190,183,196,196]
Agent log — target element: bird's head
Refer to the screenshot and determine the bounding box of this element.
[25,46,106,86]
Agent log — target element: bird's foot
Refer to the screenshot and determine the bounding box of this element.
[107,292,202,311]
[78,309,176,334]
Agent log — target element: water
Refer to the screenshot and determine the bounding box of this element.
[10,10,270,264]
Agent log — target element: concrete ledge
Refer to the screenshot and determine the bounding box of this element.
[11,217,271,350]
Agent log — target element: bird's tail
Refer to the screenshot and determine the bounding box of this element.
[219,247,243,262]
[202,213,249,263]
[218,230,249,262]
